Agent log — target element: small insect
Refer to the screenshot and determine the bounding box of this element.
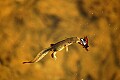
[23,36,89,64]
[78,36,89,51]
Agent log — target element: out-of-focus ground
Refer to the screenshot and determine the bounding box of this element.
[0,0,120,80]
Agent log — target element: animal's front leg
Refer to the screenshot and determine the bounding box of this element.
[51,52,57,60]
[66,46,68,52]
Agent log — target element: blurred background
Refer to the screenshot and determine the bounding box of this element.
[0,0,120,80]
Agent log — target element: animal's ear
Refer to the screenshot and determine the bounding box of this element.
[50,44,55,46]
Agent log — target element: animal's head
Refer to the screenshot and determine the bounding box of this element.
[78,36,89,51]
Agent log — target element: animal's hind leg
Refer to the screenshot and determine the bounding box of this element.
[51,51,57,60]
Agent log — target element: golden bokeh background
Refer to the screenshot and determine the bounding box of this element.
[0,0,120,80]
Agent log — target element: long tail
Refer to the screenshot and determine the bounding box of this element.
[23,47,52,64]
